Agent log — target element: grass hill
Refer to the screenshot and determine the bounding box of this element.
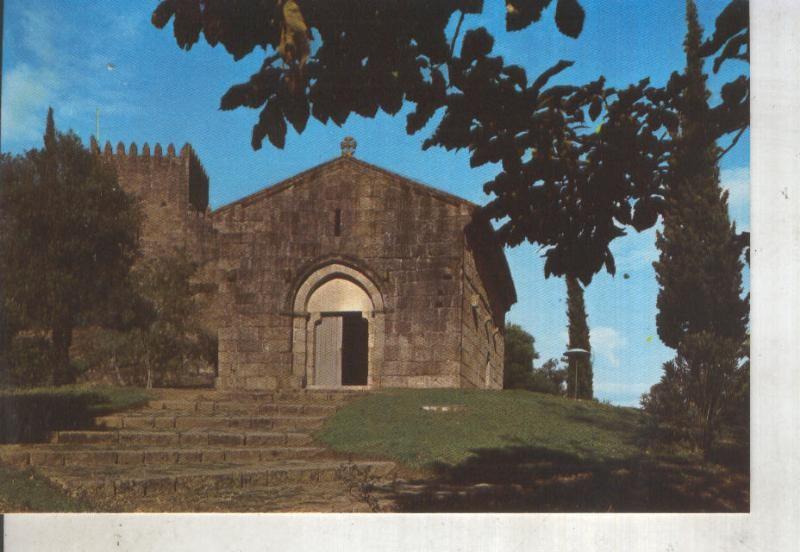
[317,389,640,468]
[317,389,748,512]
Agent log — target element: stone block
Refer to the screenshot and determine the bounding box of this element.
[116,451,145,465]
[245,433,285,446]
[0,450,30,467]
[29,451,65,466]
[145,477,177,495]
[144,451,178,464]
[153,416,176,430]
[245,376,278,390]
[115,479,146,497]
[202,450,226,463]
[208,433,244,446]
[238,339,262,353]
[64,451,116,466]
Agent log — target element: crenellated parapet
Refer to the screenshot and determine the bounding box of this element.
[90,136,200,165]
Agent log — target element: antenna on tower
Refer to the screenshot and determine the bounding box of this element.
[95,108,100,143]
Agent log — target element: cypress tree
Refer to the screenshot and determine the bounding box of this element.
[648,0,749,456]
[566,275,592,399]
[44,107,56,151]
[654,0,748,350]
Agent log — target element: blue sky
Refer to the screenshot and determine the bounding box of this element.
[1,1,749,406]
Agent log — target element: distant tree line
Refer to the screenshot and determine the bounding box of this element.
[503,324,566,396]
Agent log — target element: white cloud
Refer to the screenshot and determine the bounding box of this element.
[721,166,749,208]
[720,166,750,230]
[1,4,139,150]
[590,326,628,368]
[1,63,58,143]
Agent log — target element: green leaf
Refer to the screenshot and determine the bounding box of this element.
[252,100,286,150]
[505,0,552,32]
[460,27,494,62]
[588,96,602,121]
[555,0,585,38]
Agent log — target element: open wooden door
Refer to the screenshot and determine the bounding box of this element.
[314,316,342,387]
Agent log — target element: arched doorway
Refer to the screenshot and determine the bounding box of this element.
[290,263,385,389]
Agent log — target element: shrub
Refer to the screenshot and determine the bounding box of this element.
[641,331,744,457]
[2,336,57,387]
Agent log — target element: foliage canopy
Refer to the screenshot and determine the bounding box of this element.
[0,110,140,385]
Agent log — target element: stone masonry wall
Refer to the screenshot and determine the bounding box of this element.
[210,158,471,390]
[460,239,505,389]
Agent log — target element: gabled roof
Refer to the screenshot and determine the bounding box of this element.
[211,155,477,215]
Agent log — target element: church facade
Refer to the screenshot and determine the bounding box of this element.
[94,138,516,391]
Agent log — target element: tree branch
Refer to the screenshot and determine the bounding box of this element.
[449,11,466,59]
[716,124,747,161]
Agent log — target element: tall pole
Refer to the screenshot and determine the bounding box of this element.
[96,108,100,142]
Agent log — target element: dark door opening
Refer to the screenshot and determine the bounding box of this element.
[341,313,368,386]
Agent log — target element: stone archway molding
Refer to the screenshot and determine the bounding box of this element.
[292,262,385,314]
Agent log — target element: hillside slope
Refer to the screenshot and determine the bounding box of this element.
[316,389,748,512]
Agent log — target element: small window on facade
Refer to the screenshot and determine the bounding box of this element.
[334,208,342,236]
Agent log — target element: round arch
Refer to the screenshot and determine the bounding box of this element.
[290,262,385,389]
[292,262,385,313]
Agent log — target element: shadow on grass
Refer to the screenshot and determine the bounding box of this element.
[388,443,749,513]
[0,389,149,444]
[566,412,641,436]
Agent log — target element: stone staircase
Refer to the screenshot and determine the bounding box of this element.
[0,389,397,512]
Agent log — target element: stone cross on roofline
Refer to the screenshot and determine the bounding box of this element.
[340,136,357,157]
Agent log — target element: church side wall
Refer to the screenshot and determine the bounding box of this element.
[211,161,468,390]
[460,240,505,389]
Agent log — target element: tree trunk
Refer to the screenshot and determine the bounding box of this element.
[145,357,153,390]
[51,323,75,385]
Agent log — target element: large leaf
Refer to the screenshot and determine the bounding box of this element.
[505,0,552,32]
[252,100,286,150]
[555,0,585,38]
[460,27,494,62]
[556,0,586,38]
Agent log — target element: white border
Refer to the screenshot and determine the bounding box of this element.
[4,0,800,550]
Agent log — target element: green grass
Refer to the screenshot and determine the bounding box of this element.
[0,384,153,511]
[0,463,89,512]
[0,384,154,444]
[317,390,748,512]
[0,384,154,415]
[317,389,642,469]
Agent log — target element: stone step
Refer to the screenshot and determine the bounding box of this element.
[143,401,339,416]
[51,430,314,448]
[149,390,364,405]
[43,460,397,497]
[94,414,327,431]
[0,445,327,468]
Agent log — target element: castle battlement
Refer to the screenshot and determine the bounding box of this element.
[89,137,199,165]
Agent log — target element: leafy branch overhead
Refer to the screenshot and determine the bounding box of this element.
[152,0,749,284]
[152,0,586,150]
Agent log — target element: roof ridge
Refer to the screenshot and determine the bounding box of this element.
[211,156,477,215]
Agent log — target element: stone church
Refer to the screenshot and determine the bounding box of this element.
[92,137,516,391]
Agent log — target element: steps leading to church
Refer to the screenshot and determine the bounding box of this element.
[0,388,395,510]
[39,460,397,498]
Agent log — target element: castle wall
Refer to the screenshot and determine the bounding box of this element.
[93,139,214,262]
[210,159,470,390]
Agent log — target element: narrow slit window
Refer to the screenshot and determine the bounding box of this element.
[334,208,342,236]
